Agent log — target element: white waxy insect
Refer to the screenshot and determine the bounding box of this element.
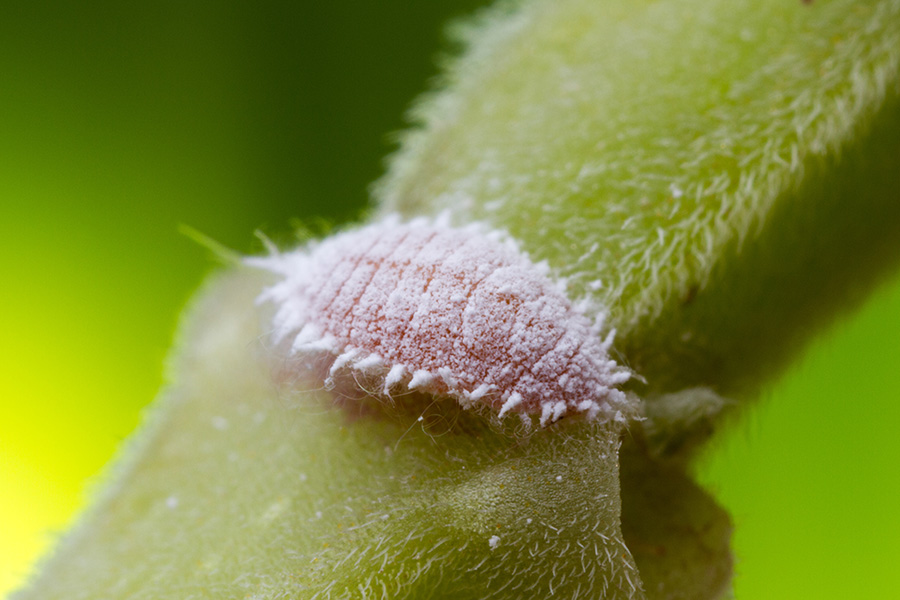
[250,215,631,426]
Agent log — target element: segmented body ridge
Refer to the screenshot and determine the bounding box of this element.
[253,216,630,425]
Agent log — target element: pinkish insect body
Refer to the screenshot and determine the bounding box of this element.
[251,215,631,426]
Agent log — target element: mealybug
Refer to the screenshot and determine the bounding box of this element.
[250,215,631,426]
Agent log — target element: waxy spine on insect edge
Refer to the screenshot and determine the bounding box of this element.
[248,214,635,427]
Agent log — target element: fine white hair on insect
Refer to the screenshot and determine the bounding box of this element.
[248,214,632,426]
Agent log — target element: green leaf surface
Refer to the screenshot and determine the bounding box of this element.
[12,0,900,598]
[13,271,643,599]
[620,451,732,600]
[377,0,900,398]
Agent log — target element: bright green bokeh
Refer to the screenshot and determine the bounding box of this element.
[0,1,487,595]
[698,270,900,599]
[2,1,898,598]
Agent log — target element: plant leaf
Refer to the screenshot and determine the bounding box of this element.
[13,270,644,599]
[376,0,900,398]
[13,1,900,598]
[620,450,733,600]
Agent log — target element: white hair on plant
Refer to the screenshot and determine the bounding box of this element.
[248,214,633,426]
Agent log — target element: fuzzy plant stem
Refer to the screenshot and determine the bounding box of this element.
[11,0,900,599]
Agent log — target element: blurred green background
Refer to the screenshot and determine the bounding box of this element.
[1,2,897,598]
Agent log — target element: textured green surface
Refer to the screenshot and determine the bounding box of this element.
[620,451,732,600]
[378,0,900,396]
[7,0,900,597]
[0,0,489,593]
[14,271,642,599]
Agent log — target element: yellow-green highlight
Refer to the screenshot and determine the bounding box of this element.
[2,0,898,597]
[0,1,490,595]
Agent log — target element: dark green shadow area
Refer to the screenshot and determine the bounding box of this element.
[0,1,491,593]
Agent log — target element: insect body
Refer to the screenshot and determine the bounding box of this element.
[251,215,631,426]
